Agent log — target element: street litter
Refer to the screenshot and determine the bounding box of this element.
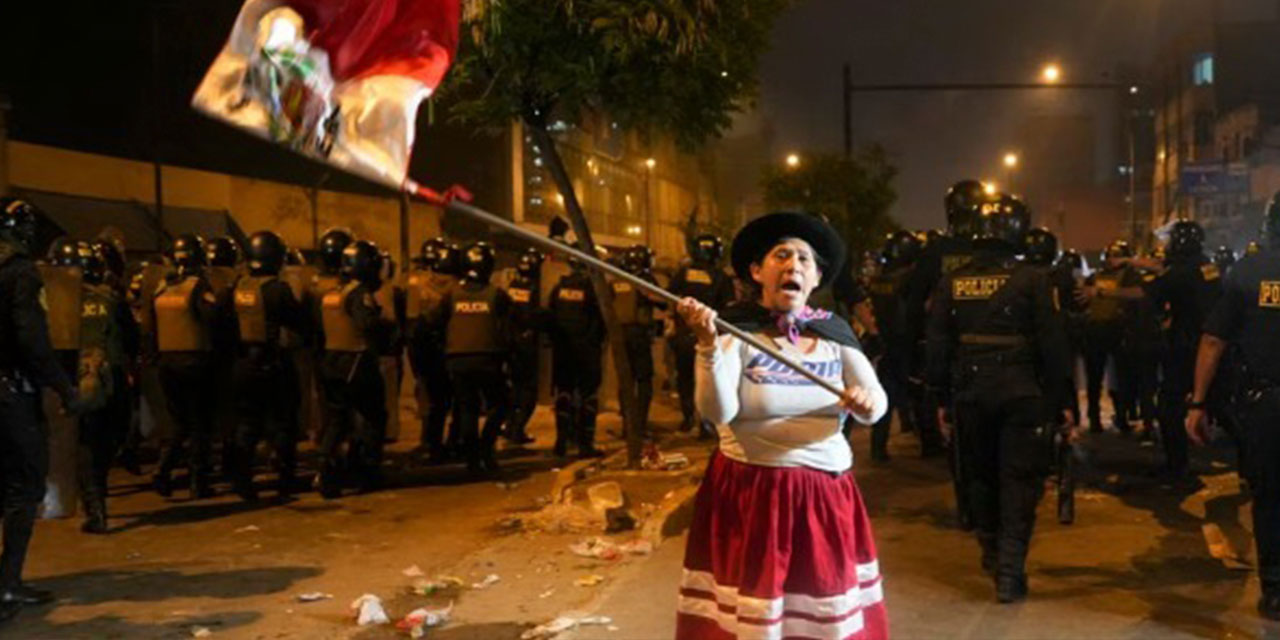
[402,564,425,577]
[587,482,625,512]
[521,614,613,639]
[642,448,691,471]
[233,525,260,533]
[412,575,465,595]
[296,592,332,603]
[569,537,621,561]
[472,573,501,589]
[619,539,654,556]
[190,627,212,638]
[575,574,605,587]
[350,594,390,626]
[396,603,453,638]
[539,588,556,599]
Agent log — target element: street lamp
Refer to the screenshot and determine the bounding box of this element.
[1003,152,1019,169]
[785,153,801,168]
[982,181,998,196]
[1041,63,1061,84]
[644,158,656,170]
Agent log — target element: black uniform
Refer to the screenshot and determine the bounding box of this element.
[668,263,733,432]
[0,242,76,597]
[318,281,392,497]
[406,269,456,459]
[613,275,664,440]
[434,281,512,471]
[152,273,220,497]
[1082,264,1142,431]
[549,270,606,457]
[927,251,1069,587]
[1124,266,1163,434]
[506,272,543,443]
[76,281,138,529]
[1203,246,1280,602]
[867,264,922,458]
[230,276,307,498]
[1145,256,1222,477]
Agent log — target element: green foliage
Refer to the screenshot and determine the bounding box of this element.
[760,147,900,256]
[447,0,789,149]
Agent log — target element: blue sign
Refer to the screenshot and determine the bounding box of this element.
[1180,162,1249,196]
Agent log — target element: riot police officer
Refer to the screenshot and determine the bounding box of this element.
[1082,239,1142,433]
[669,234,733,436]
[1213,246,1238,274]
[206,236,242,478]
[432,242,512,474]
[229,231,307,501]
[318,240,393,498]
[614,245,665,440]
[549,249,606,458]
[1141,220,1221,480]
[926,196,1071,603]
[908,179,990,529]
[867,230,935,460]
[1022,228,1079,417]
[151,234,220,498]
[0,198,80,618]
[406,237,460,462]
[75,241,139,533]
[505,247,545,445]
[1187,192,1280,620]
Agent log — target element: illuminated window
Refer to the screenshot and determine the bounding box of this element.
[1192,53,1214,86]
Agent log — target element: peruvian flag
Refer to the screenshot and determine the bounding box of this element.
[192,0,460,189]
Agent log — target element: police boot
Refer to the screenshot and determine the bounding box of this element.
[996,573,1028,604]
[191,475,214,500]
[977,534,998,577]
[553,391,575,458]
[80,499,108,535]
[577,394,604,459]
[152,473,173,498]
[318,464,343,500]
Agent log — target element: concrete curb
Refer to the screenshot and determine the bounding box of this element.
[548,448,630,503]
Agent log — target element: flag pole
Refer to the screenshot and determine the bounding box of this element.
[407,182,847,399]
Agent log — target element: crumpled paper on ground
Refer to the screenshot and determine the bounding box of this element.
[521,614,613,639]
[350,594,390,626]
[396,602,453,638]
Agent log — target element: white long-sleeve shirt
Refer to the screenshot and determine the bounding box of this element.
[696,333,888,472]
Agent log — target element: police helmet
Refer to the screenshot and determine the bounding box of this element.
[47,237,80,267]
[419,237,447,271]
[1057,249,1086,272]
[1212,246,1237,272]
[624,244,655,275]
[246,231,287,276]
[91,238,126,280]
[1023,227,1059,266]
[1166,220,1205,258]
[516,248,544,278]
[436,243,462,276]
[0,198,40,252]
[341,240,382,285]
[77,242,107,285]
[461,241,496,284]
[206,237,241,267]
[285,248,305,266]
[319,228,354,274]
[1102,239,1133,263]
[972,194,1030,251]
[169,234,207,274]
[380,250,397,281]
[691,234,724,265]
[944,180,991,238]
[880,230,923,269]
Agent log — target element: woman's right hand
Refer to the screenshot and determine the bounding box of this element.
[676,297,718,347]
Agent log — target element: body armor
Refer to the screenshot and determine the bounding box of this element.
[154,276,211,352]
[281,265,316,304]
[406,271,454,320]
[445,284,503,355]
[206,265,240,299]
[321,282,367,352]
[612,279,651,327]
[37,264,84,350]
[234,276,273,345]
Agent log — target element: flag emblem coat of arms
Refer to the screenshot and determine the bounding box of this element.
[193,0,459,189]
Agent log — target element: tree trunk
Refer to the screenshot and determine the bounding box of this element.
[526,121,644,468]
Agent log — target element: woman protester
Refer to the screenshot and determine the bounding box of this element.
[675,211,890,640]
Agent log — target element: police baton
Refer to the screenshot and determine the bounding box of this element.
[409,183,847,399]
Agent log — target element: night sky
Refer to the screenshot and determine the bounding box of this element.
[753,0,1207,231]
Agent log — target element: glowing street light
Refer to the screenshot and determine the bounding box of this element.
[1041,63,1061,84]
[644,158,656,170]
[785,153,801,168]
[1003,152,1019,169]
[982,182,998,196]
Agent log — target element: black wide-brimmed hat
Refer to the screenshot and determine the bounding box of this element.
[730,211,847,289]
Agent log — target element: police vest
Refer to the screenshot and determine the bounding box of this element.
[234,276,275,346]
[321,282,367,352]
[37,264,84,351]
[1088,269,1126,323]
[868,269,907,335]
[508,277,539,330]
[311,273,343,302]
[80,284,123,364]
[445,284,503,355]
[154,276,211,352]
[612,279,650,326]
[405,270,453,320]
[679,266,719,303]
[206,266,240,300]
[553,281,593,334]
[281,265,316,305]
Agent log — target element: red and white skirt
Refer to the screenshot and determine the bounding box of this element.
[676,453,887,640]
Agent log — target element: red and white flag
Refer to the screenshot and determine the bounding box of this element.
[192,0,459,189]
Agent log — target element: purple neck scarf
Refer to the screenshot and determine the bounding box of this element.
[773,305,833,345]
